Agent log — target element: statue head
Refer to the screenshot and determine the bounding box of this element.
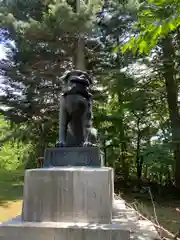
[62,70,93,89]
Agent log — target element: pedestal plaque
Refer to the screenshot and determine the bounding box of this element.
[43,147,103,167]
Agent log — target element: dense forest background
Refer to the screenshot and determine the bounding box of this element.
[0,0,180,197]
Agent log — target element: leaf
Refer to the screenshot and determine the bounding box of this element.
[168,21,177,31]
[121,44,129,54]
[139,40,149,54]
[142,10,153,17]
[112,45,120,54]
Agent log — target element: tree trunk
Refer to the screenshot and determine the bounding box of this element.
[162,36,180,187]
[117,94,129,184]
[120,137,129,184]
[136,117,143,184]
[75,0,85,70]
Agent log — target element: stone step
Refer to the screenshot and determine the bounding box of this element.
[113,199,126,209]
[0,221,130,240]
[112,214,159,239]
[1,198,159,239]
[130,220,159,240]
[113,200,139,219]
[2,216,21,224]
[0,216,159,240]
[113,199,159,240]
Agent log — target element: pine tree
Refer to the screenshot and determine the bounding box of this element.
[0,0,103,156]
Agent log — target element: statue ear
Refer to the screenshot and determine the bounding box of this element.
[80,71,93,85]
[63,71,72,84]
[86,75,93,85]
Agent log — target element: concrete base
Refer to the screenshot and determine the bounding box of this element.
[1,199,160,240]
[44,147,103,167]
[22,167,114,223]
[0,221,130,240]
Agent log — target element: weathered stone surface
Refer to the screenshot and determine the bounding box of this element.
[43,147,103,167]
[112,200,159,240]
[1,199,159,240]
[22,167,113,223]
[0,221,130,240]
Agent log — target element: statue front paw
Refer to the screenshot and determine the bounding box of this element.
[83,141,96,147]
[55,141,65,148]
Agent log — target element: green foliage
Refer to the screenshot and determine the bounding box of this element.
[0,115,32,170]
[0,142,31,170]
[143,143,173,170]
[120,0,180,55]
[0,0,179,188]
[0,0,104,38]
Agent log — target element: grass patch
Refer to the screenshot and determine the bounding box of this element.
[0,169,23,222]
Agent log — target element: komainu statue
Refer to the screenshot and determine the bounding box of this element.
[56,70,97,147]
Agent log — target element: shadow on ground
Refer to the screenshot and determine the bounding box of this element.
[0,169,24,207]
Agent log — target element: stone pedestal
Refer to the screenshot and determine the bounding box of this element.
[44,147,103,167]
[0,147,130,240]
[22,167,113,223]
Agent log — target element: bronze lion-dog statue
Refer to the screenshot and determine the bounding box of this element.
[56,70,97,147]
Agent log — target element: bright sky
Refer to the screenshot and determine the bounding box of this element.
[0,44,6,96]
[0,44,6,60]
